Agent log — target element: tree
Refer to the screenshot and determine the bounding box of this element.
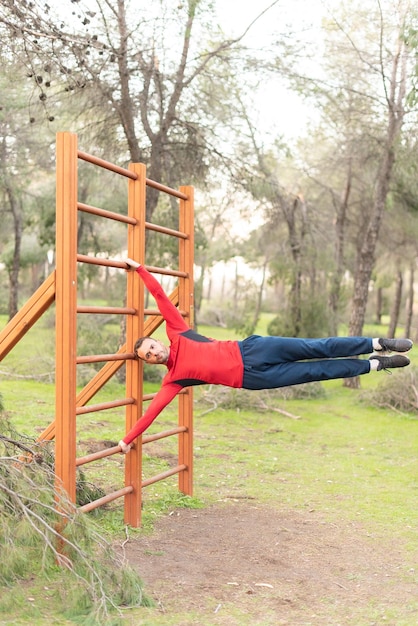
[0,0,279,223]
[234,132,317,336]
[341,1,416,386]
[379,134,418,338]
[270,0,417,381]
[0,63,55,319]
[348,15,410,330]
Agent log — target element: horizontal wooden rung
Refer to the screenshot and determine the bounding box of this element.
[76,444,122,466]
[78,202,137,225]
[76,256,188,279]
[77,305,136,315]
[78,150,137,180]
[141,464,187,488]
[77,254,129,269]
[145,221,187,239]
[76,353,135,364]
[142,426,187,444]
[143,393,157,401]
[76,397,134,415]
[144,308,187,318]
[146,264,188,278]
[145,178,188,200]
[78,485,134,514]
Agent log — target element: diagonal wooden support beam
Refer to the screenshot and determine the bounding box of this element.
[0,272,56,362]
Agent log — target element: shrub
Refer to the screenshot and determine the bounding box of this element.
[142,362,164,384]
[365,365,418,415]
[196,383,325,414]
[267,298,331,338]
[0,415,152,624]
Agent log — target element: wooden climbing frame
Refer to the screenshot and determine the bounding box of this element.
[0,131,194,527]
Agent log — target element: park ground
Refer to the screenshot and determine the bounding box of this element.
[123,497,417,626]
[116,378,418,626]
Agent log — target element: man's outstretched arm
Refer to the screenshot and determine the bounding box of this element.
[125,258,188,335]
[118,382,182,453]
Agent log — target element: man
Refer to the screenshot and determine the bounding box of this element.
[118,259,412,453]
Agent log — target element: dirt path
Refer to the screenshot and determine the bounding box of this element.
[125,502,417,625]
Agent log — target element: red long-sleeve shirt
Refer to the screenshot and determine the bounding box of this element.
[123,266,243,443]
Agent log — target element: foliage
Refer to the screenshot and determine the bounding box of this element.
[76,469,106,508]
[267,296,331,338]
[196,382,325,415]
[142,362,164,384]
[0,415,152,625]
[0,0,273,315]
[366,365,418,415]
[1,233,46,269]
[223,283,260,336]
[0,0,262,223]
[77,315,120,355]
[403,15,418,107]
[199,301,256,337]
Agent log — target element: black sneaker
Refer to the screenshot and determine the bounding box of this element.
[370,354,410,372]
[378,338,413,353]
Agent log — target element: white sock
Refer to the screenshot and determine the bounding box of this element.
[369,358,379,371]
[372,338,382,351]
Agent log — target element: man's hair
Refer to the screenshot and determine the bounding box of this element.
[133,336,148,360]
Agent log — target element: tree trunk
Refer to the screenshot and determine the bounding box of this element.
[233,260,239,312]
[388,269,403,338]
[348,145,396,338]
[328,160,352,336]
[405,262,414,339]
[195,263,206,314]
[375,287,383,325]
[344,34,407,388]
[285,196,307,336]
[6,187,23,320]
[253,259,268,329]
[344,153,395,389]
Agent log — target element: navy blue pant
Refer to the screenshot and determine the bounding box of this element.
[238,335,373,390]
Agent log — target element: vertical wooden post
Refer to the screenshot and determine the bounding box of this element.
[55,132,78,503]
[178,186,194,496]
[124,163,146,526]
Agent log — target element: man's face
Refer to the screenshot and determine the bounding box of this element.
[136,338,169,364]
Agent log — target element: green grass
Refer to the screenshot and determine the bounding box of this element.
[1,312,417,624]
[194,376,417,532]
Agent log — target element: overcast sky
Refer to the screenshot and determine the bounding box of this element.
[214,0,325,140]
